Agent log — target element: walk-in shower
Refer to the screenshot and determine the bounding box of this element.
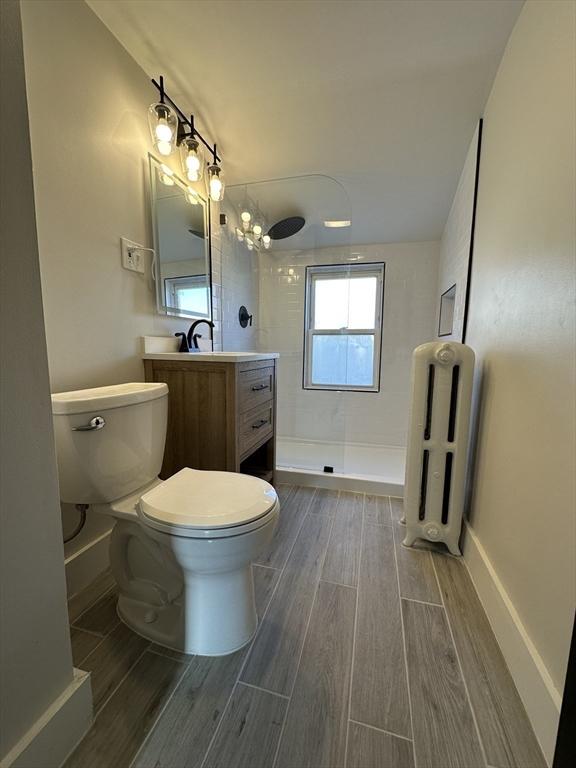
[221,175,438,493]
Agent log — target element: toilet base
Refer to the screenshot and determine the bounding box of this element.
[115,561,259,656]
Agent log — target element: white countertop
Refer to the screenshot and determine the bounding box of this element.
[141,336,278,363]
[142,351,279,363]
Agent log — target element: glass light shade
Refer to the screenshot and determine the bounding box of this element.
[208,164,225,202]
[236,228,245,241]
[252,223,262,237]
[148,102,178,157]
[263,234,271,249]
[180,137,204,182]
[158,164,175,186]
[245,236,254,251]
[241,210,251,223]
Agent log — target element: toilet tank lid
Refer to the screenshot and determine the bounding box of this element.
[51,382,168,415]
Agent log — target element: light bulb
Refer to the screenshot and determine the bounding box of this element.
[148,102,178,157]
[208,164,224,202]
[252,223,262,237]
[180,137,204,183]
[157,140,172,156]
[263,234,271,249]
[155,119,173,142]
[158,164,175,186]
[241,210,251,223]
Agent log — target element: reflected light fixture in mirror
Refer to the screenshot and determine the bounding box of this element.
[158,164,175,186]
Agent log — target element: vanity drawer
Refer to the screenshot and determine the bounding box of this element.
[238,366,275,413]
[239,402,274,458]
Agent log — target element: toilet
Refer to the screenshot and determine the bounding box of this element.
[51,382,279,656]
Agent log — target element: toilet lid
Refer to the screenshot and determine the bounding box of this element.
[138,468,277,531]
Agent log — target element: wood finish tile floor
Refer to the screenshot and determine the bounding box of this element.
[65,487,546,768]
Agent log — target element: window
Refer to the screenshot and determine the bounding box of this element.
[164,274,209,317]
[303,263,385,391]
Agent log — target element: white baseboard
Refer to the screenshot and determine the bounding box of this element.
[0,669,92,768]
[462,522,561,765]
[65,529,111,598]
[275,467,403,495]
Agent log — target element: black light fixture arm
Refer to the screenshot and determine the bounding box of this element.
[151,76,221,163]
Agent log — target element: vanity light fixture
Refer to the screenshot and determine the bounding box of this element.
[148,77,178,157]
[149,76,224,199]
[207,144,225,202]
[180,115,204,183]
[240,210,252,230]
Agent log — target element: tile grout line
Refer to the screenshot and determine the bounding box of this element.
[343,492,365,768]
[69,625,105,639]
[401,595,443,608]
[91,644,151,723]
[199,486,320,768]
[391,496,418,768]
[270,488,340,768]
[430,553,490,768]
[128,652,193,768]
[348,717,414,744]
[319,577,357,591]
[69,585,116,627]
[238,680,290,701]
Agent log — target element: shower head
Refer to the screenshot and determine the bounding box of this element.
[267,216,305,240]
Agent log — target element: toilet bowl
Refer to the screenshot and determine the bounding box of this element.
[51,382,279,656]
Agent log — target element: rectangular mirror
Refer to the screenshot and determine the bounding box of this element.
[149,154,211,319]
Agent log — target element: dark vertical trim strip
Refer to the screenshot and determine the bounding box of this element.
[553,613,576,767]
[462,118,483,344]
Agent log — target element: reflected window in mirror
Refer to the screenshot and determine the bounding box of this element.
[149,154,211,320]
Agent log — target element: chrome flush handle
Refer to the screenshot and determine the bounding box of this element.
[72,416,106,431]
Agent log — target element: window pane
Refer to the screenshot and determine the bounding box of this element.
[176,286,209,315]
[311,335,375,387]
[314,276,377,329]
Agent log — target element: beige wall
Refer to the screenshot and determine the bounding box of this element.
[0,2,89,761]
[20,0,188,395]
[464,0,575,757]
[19,0,221,593]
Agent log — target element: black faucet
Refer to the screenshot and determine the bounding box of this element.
[187,319,215,350]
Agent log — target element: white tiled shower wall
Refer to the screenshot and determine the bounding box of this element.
[257,241,440,447]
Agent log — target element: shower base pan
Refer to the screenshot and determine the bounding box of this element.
[275,437,405,495]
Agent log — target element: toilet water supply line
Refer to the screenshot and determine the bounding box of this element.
[63,504,88,544]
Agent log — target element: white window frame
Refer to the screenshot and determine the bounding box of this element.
[303,262,385,392]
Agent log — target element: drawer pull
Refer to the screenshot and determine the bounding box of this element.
[251,384,269,391]
[252,418,268,430]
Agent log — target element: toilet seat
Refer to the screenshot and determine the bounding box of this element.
[137,467,278,539]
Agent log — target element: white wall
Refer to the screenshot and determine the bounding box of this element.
[19,0,223,593]
[435,123,480,341]
[0,2,91,763]
[461,1,576,760]
[220,219,259,352]
[258,242,439,447]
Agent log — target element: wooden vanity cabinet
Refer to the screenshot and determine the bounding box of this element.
[143,357,276,484]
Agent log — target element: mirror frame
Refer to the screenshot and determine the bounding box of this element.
[148,153,213,321]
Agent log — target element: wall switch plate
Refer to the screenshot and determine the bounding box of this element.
[121,237,146,274]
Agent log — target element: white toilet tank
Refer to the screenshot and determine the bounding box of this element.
[51,383,168,504]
